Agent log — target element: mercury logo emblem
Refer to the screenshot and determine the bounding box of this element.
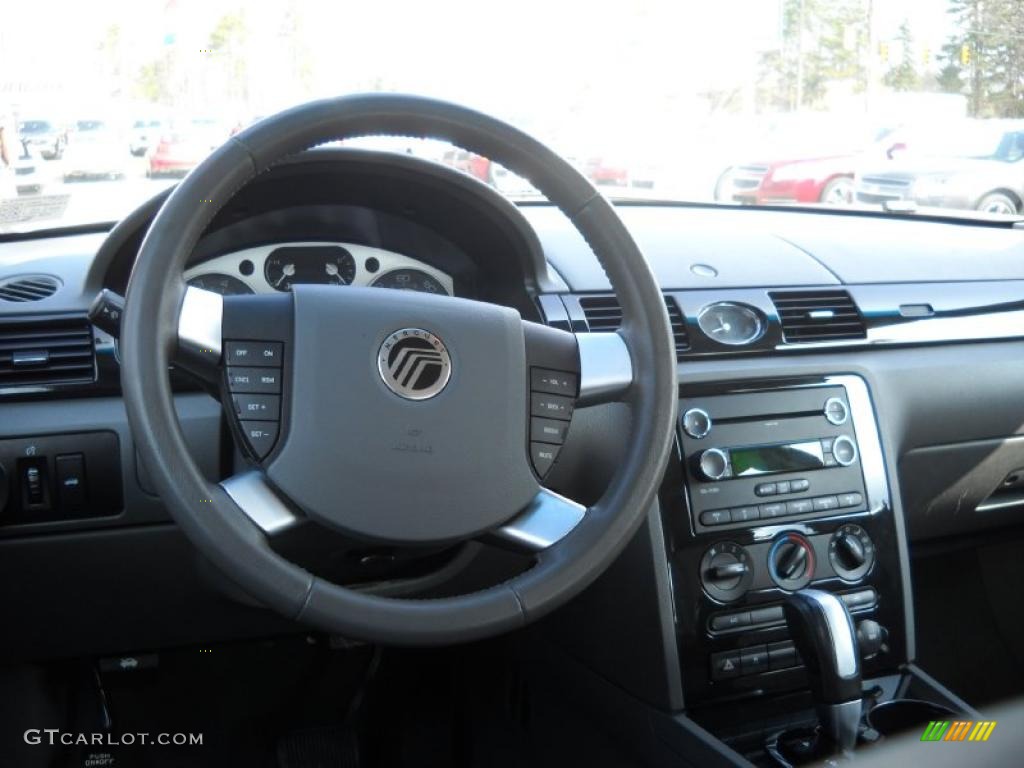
[378,328,451,400]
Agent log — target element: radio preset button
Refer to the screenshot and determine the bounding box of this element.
[700,509,731,526]
[787,499,814,515]
[832,436,858,466]
[838,492,864,507]
[821,437,835,452]
[682,408,712,439]
[775,480,791,494]
[823,453,838,467]
[791,478,810,492]
[731,506,760,523]
[755,482,777,496]
[813,495,840,512]
[759,502,787,518]
[824,397,850,426]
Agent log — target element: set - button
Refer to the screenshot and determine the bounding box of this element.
[528,367,578,478]
[226,339,284,460]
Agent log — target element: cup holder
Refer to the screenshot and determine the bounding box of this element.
[866,698,958,737]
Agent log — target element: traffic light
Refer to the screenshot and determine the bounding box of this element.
[922,46,930,65]
[879,41,890,63]
[960,44,971,66]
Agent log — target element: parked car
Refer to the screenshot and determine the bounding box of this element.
[714,118,911,206]
[855,121,1024,215]
[147,119,225,177]
[62,120,131,181]
[16,119,65,160]
[129,118,164,157]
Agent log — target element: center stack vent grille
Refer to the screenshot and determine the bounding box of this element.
[578,294,690,360]
[769,290,866,343]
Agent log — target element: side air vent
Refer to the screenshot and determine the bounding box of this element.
[578,294,691,359]
[769,290,866,343]
[0,316,96,387]
[0,274,61,302]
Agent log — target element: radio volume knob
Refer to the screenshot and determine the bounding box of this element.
[697,448,730,481]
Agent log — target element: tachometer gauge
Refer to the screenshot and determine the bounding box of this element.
[697,302,764,346]
[264,245,356,291]
[186,273,254,296]
[371,268,450,295]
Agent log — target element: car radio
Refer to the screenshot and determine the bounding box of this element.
[678,385,869,533]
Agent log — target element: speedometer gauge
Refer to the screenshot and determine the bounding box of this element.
[264,245,356,291]
[186,273,254,295]
[697,302,764,346]
[371,268,449,295]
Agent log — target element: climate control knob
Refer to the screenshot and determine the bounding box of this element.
[697,448,730,481]
[768,532,815,591]
[700,541,753,603]
[829,523,875,581]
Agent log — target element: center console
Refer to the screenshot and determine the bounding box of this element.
[659,375,909,712]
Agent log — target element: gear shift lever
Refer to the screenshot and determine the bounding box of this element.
[783,589,862,753]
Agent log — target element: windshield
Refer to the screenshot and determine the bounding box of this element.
[2,0,1023,232]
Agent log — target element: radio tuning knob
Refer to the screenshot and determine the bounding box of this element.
[697,448,729,481]
[832,435,858,466]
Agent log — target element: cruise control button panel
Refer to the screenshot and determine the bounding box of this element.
[225,339,284,460]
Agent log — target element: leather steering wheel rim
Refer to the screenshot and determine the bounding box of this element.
[120,94,677,645]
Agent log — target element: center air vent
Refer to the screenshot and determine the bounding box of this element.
[578,294,690,359]
[0,316,96,387]
[769,290,866,343]
[0,274,61,302]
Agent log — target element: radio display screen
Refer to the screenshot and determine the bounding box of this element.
[730,441,825,477]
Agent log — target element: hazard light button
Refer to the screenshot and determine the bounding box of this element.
[710,650,742,681]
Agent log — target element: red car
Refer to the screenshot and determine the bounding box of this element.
[720,132,908,207]
[723,156,858,206]
[147,119,226,178]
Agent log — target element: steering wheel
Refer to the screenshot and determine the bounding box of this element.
[120,94,677,645]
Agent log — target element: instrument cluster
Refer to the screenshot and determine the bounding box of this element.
[184,241,454,297]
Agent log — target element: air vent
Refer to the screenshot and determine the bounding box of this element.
[0,316,96,387]
[0,274,61,302]
[770,290,866,343]
[578,294,691,359]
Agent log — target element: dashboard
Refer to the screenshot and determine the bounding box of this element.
[1,147,1024,730]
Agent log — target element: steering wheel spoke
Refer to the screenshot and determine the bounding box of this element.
[220,469,304,537]
[489,487,587,552]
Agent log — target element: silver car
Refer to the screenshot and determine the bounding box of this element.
[855,121,1024,215]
